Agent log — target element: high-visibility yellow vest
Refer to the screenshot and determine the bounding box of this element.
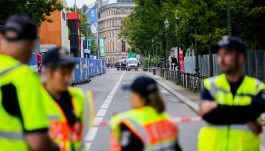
[0,54,49,151]
[110,106,178,151]
[198,74,265,151]
[41,86,95,151]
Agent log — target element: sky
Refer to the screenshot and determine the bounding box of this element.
[65,0,96,8]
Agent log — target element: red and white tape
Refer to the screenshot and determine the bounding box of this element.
[172,117,202,123]
[95,116,203,127]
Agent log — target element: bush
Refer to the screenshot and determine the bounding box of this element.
[141,58,149,71]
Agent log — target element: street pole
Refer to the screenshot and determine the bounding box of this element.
[165,30,168,70]
[163,35,166,70]
[227,0,232,36]
[175,15,180,72]
[156,44,158,67]
[97,0,100,59]
[194,28,200,76]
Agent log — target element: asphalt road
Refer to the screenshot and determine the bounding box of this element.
[78,69,204,151]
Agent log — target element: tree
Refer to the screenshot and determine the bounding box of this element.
[122,0,265,57]
[232,0,265,49]
[0,0,62,25]
[121,0,179,57]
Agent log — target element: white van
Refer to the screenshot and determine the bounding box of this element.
[127,58,139,71]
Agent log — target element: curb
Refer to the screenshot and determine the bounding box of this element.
[144,72,199,111]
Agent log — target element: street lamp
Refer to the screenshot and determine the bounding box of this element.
[175,15,180,72]
[164,19,169,67]
[194,28,200,76]
[164,19,170,29]
[151,38,155,67]
[164,19,170,79]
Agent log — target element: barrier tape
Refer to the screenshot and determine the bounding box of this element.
[94,116,203,127]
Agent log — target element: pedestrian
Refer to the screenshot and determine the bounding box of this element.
[41,47,95,151]
[198,36,265,151]
[0,14,59,151]
[110,76,182,151]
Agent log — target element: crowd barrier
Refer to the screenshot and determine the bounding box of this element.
[29,53,106,85]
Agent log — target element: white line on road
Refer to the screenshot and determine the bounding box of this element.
[86,127,99,141]
[101,103,110,109]
[85,71,126,150]
[93,117,104,126]
[96,109,107,117]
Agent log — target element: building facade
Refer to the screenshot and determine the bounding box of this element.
[39,0,70,53]
[98,0,134,63]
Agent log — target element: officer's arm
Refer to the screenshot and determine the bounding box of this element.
[202,104,262,124]
[19,73,59,150]
[25,132,59,151]
[200,88,264,124]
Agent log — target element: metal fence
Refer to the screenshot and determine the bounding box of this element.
[149,50,264,93]
[151,67,205,93]
[184,50,265,82]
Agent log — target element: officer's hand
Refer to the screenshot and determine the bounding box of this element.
[198,101,218,116]
[247,121,262,135]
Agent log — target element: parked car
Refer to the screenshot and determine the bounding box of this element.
[114,62,121,70]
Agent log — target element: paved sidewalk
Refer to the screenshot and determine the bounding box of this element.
[144,71,200,111]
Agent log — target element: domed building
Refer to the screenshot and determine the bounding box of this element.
[98,0,135,64]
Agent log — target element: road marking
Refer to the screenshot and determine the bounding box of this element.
[85,71,126,150]
[96,109,107,117]
[93,117,104,126]
[101,103,110,109]
[86,127,98,141]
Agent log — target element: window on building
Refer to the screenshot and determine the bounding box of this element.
[122,40,125,52]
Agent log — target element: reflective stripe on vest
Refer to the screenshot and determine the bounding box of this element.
[0,64,24,141]
[205,75,262,131]
[0,131,24,141]
[0,64,22,76]
[121,117,177,151]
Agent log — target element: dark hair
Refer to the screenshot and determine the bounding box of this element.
[144,91,166,114]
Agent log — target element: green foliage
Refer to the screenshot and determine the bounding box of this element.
[120,0,178,57]
[141,57,149,71]
[0,0,63,25]
[121,0,265,56]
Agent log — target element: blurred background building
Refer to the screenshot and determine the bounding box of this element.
[39,0,70,53]
[98,0,135,64]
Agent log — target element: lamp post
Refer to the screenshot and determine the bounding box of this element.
[164,19,170,79]
[175,15,180,71]
[227,0,232,36]
[194,28,200,76]
[164,19,169,69]
[151,38,155,67]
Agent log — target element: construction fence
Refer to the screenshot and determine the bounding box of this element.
[29,53,106,85]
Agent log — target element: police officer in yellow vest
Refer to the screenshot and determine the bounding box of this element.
[110,76,181,151]
[198,36,265,151]
[41,47,95,151]
[0,15,59,151]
